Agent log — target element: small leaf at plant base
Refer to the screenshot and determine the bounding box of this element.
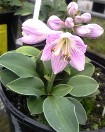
[0,69,19,87]
[67,97,87,125]
[7,77,45,97]
[43,96,79,132]
[27,96,44,115]
[68,75,99,97]
[44,75,51,82]
[52,84,73,97]
[16,46,40,57]
[0,52,38,78]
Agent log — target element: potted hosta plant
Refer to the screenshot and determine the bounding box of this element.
[0,0,34,54]
[0,1,104,132]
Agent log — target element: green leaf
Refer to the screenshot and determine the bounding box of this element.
[0,52,38,77]
[68,75,99,97]
[44,75,51,82]
[67,97,87,125]
[7,77,45,97]
[79,63,95,76]
[14,1,34,16]
[0,69,18,87]
[85,57,91,63]
[64,66,71,75]
[27,96,44,115]
[87,89,100,97]
[52,84,73,97]
[36,52,48,77]
[43,96,79,132]
[43,60,52,75]
[8,0,22,6]
[16,46,40,57]
[71,63,95,77]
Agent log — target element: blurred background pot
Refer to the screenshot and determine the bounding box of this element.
[0,10,19,54]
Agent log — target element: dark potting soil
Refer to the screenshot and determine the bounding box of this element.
[4,67,105,131]
[81,68,105,131]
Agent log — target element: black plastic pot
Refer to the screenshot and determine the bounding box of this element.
[0,10,19,54]
[0,51,105,132]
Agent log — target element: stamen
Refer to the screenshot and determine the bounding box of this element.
[54,39,65,56]
[52,36,71,62]
[61,37,71,62]
[51,47,55,52]
[63,54,71,62]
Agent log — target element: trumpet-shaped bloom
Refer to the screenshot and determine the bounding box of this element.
[41,32,87,74]
[67,2,78,16]
[75,24,104,38]
[47,15,65,30]
[20,19,52,44]
[65,17,74,28]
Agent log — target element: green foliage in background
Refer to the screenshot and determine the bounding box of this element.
[0,0,34,16]
[39,0,67,21]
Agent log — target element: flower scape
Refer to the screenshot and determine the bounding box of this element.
[0,2,104,132]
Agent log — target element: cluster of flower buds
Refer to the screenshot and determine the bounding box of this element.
[47,2,104,38]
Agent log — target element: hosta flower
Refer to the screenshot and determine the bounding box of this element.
[81,13,91,23]
[75,24,104,38]
[67,2,78,16]
[20,19,52,44]
[47,15,65,30]
[41,32,87,74]
[65,17,74,28]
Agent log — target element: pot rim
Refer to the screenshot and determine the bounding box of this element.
[0,51,105,132]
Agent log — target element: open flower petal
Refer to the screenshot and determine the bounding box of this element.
[51,54,68,74]
[70,35,87,71]
[41,31,63,61]
[70,50,86,71]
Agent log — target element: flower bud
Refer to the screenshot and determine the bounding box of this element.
[47,15,65,30]
[74,15,83,24]
[20,19,52,44]
[67,2,78,16]
[81,13,91,23]
[65,17,74,28]
[75,25,90,37]
[75,24,104,38]
[86,24,104,38]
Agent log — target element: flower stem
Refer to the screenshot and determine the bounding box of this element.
[33,0,42,20]
[47,72,56,94]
